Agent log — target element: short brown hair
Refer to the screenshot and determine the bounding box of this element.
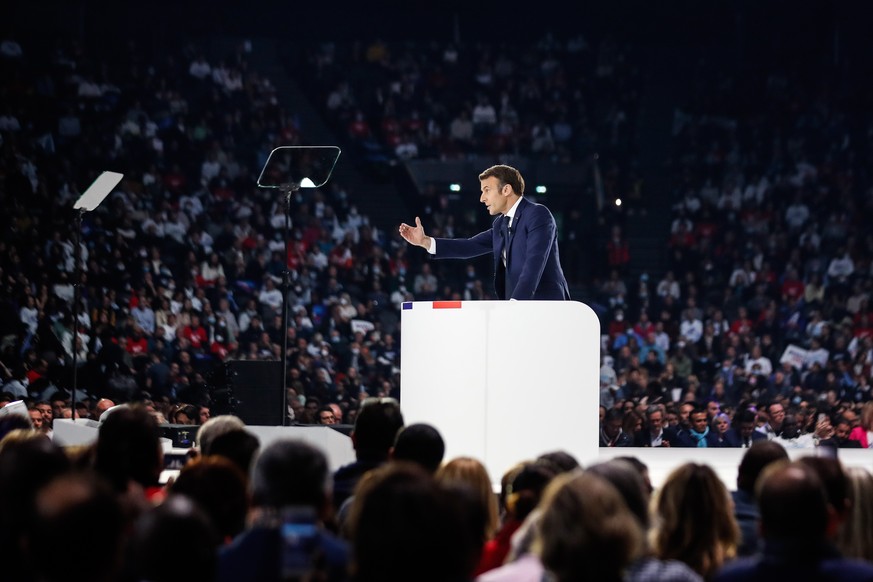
[479,165,525,196]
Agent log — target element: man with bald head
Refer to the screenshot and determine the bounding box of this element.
[92,398,116,420]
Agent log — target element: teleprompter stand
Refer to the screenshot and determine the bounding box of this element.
[256,146,341,425]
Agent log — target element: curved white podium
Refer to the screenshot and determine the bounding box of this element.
[400,300,601,485]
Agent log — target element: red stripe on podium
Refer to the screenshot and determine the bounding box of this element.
[432,301,462,309]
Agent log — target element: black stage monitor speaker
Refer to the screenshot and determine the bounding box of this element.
[160,424,198,448]
[222,360,283,426]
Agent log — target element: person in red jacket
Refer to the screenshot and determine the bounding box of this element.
[180,313,208,350]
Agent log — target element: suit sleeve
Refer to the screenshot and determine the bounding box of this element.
[433,229,494,260]
[511,206,555,299]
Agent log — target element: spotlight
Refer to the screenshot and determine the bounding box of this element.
[449,183,461,192]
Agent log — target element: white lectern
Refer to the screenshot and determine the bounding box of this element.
[400,300,601,485]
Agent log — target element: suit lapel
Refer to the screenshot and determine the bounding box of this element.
[506,199,525,262]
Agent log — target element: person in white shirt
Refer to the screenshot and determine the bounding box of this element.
[784,196,810,231]
[656,271,681,300]
[744,344,773,376]
[827,247,854,285]
[258,278,283,314]
[679,309,703,344]
[19,295,39,335]
[189,55,211,80]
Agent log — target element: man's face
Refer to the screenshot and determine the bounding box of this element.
[835,422,851,440]
[648,412,663,434]
[36,403,52,423]
[51,400,66,418]
[707,402,720,417]
[691,412,708,433]
[29,409,43,428]
[605,418,622,438]
[479,176,512,216]
[680,404,693,424]
[740,421,755,440]
[781,416,799,439]
[319,410,337,425]
[769,404,785,427]
[199,407,210,424]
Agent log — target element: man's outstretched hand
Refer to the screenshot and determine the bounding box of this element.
[398,216,431,249]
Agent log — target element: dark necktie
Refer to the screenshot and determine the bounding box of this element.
[501,215,511,264]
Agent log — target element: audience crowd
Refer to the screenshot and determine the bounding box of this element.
[302,34,640,169]
[4,397,873,581]
[3,17,873,581]
[596,54,873,451]
[0,34,413,426]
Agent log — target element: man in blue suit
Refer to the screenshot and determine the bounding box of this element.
[399,165,570,300]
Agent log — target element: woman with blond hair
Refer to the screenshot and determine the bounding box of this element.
[436,456,499,575]
[651,463,740,580]
[835,467,873,562]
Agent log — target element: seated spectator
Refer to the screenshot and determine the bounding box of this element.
[390,422,445,474]
[635,404,673,447]
[848,401,873,448]
[820,416,862,449]
[130,494,220,582]
[94,404,164,508]
[436,457,500,576]
[672,406,721,448]
[25,472,125,582]
[538,471,644,582]
[587,459,703,582]
[317,404,339,425]
[170,455,249,543]
[715,461,873,581]
[205,428,260,482]
[196,414,246,454]
[333,397,404,509]
[0,431,71,582]
[710,413,733,446]
[835,467,873,563]
[652,463,739,579]
[171,403,198,424]
[218,439,349,582]
[730,441,789,556]
[600,408,633,447]
[348,462,480,582]
[725,408,768,448]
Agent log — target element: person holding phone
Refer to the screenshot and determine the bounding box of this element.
[217,439,349,582]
